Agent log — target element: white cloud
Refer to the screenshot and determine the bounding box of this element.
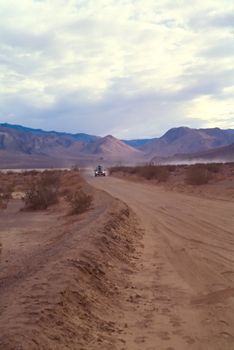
[0,0,233,137]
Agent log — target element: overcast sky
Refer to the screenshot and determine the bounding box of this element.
[0,0,234,138]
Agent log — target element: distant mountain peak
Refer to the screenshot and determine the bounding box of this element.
[162,126,191,142]
[102,134,116,140]
[82,133,142,156]
[141,126,234,157]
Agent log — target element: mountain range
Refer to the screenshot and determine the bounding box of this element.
[152,143,234,164]
[0,123,234,168]
[140,127,234,156]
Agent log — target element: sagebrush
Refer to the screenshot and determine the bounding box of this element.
[66,190,92,215]
[0,184,13,209]
[23,171,61,210]
[186,165,212,185]
[110,165,170,182]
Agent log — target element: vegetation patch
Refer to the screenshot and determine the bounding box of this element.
[0,169,90,213]
[205,163,222,173]
[0,184,13,209]
[109,162,234,187]
[186,164,212,185]
[66,189,93,215]
[23,171,61,210]
[109,165,170,182]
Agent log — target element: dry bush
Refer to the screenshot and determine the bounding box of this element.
[186,165,212,185]
[23,170,38,176]
[23,171,61,210]
[109,166,134,175]
[66,189,92,215]
[205,163,222,173]
[131,165,170,182]
[0,185,13,200]
[0,197,7,210]
[157,167,170,182]
[60,170,83,195]
[0,198,8,210]
[23,185,58,210]
[71,164,80,171]
[109,165,170,182]
[166,165,177,172]
[40,171,61,189]
[138,165,157,180]
[0,184,13,209]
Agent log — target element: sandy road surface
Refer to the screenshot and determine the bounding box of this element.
[88,175,234,350]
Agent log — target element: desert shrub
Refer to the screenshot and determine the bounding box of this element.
[66,189,92,215]
[0,197,7,209]
[109,165,170,182]
[135,165,169,182]
[40,171,61,189]
[109,166,131,175]
[71,165,80,171]
[138,165,157,179]
[0,184,13,209]
[157,167,170,182]
[206,163,222,173]
[128,166,138,175]
[0,196,9,209]
[108,166,116,174]
[166,165,176,172]
[186,165,212,185]
[23,184,58,210]
[0,185,13,200]
[23,172,61,210]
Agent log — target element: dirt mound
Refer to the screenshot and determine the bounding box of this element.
[0,189,142,349]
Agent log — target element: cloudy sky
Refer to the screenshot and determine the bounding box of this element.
[0,0,234,138]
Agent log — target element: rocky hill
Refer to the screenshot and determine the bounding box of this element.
[82,135,142,157]
[152,143,234,164]
[141,127,234,157]
[0,124,143,168]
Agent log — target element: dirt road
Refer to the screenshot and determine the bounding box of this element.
[88,175,234,350]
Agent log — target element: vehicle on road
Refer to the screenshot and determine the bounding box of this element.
[94,165,106,177]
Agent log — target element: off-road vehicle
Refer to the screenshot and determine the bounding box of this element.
[94,165,106,177]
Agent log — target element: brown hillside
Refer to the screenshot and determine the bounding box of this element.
[152,142,234,164]
[142,127,234,157]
